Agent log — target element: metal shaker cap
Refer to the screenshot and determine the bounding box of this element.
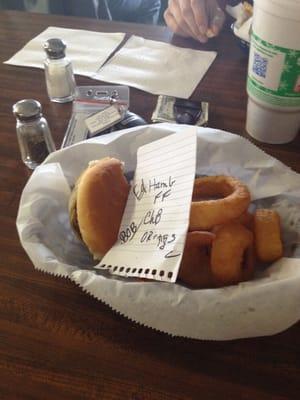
[43,38,66,59]
[13,99,42,121]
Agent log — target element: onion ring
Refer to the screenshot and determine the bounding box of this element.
[178,231,215,289]
[211,223,253,287]
[232,211,254,231]
[189,176,251,230]
[254,209,283,262]
[241,242,256,282]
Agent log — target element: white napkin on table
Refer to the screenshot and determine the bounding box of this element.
[4,26,125,77]
[227,2,253,44]
[94,35,217,99]
[233,17,252,43]
[226,2,244,19]
[5,27,217,99]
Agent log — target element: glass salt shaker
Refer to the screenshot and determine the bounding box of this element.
[43,38,76,103]
[13,99,56,170]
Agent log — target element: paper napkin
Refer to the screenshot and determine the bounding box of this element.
[4,26,125,77]
[94,35,217,98]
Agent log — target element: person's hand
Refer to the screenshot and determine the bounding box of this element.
[164,0,226,43]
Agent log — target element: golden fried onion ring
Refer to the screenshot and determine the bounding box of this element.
[232,210,254,231]
[211,223,254,287]
[189,176,251,230]
[178,231,215,289]
[254,209,283,262]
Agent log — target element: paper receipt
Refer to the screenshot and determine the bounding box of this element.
[96,128,197,282]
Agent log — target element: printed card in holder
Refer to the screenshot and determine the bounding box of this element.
[85,105,123,136]
[96,128,197,282]
[61,85,129,148]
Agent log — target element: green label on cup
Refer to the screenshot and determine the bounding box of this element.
[247,31,300,107]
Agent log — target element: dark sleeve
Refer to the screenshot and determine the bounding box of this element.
[48,0,97,18]
[226,0,253,5]
[218,1,241,10]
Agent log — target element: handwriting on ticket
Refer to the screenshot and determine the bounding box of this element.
[133,176,176,202]
[119,176,178,256]
[97,128,197,282]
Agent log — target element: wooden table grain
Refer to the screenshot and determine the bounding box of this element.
[0,10,300,400]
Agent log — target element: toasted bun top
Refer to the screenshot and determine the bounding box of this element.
[74,157,129,259]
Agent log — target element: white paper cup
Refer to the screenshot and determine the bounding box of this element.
[246,0,300,143]
[246,97,300,144]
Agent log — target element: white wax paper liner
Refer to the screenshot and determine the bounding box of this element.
[16,124,300,340]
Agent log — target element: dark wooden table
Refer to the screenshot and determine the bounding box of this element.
[1,10,300,400]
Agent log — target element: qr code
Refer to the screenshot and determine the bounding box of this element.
[253,52,268,78]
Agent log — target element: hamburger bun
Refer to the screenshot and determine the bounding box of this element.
[69,157,130,259]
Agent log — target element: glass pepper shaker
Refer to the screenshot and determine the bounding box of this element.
[43,38,76,103]
[13,99,56,170]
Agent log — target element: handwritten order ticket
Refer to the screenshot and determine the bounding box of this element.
[97,128,197,282]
